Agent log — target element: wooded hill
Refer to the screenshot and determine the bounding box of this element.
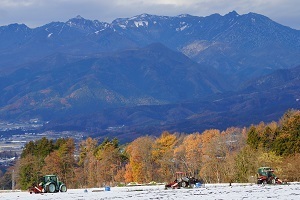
[0,109,299,189]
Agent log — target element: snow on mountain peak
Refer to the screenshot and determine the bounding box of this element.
[47,33,53,38]
[112,14,157,29]
[64,15,110,32]
[140,13,150,18]
[177,14,193,18]
[134,21,149,27]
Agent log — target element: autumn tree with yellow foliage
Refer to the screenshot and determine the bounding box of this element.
[152,131,178,182]
[125,136,155,183]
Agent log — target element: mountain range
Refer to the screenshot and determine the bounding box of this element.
[0,11,299,142]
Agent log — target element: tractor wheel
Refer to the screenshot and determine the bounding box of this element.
[271,179,276,184]
[181,181,188,188]
[60,184,67,192]
[47,183,56,193]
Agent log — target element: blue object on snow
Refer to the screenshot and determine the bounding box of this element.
[195,182,202,188]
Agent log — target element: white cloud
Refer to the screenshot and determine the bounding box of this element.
[0,0,37,7]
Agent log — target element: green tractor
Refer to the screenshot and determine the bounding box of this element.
[39,175,67,193]
[257,167,283,184]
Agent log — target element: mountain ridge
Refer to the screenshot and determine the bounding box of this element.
[1,11,300,79]
[0,11,299,141]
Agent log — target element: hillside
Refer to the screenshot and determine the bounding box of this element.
[0,43,228,120]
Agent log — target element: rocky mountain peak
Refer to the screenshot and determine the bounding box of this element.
[65,15,108,32]
[225,10,239,17]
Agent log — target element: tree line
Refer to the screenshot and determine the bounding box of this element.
[0,109,299,190]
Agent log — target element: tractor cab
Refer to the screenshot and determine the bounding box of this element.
[257,167,282,184]
[40,175,67,193]
[44,175,57,183]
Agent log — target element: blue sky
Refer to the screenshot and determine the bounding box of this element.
[0,0,299,29]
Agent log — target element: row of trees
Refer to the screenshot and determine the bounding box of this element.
[247,109,300,155]
[1,109,299,189]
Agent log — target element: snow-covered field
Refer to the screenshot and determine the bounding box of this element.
[1,183,299,200]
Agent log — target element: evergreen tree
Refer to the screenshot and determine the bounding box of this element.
[247,126,260,149]
[234,146,257,182]
[274,110,300,155]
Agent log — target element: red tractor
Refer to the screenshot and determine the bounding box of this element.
[165,172,202,189]
[257,167,284,184]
